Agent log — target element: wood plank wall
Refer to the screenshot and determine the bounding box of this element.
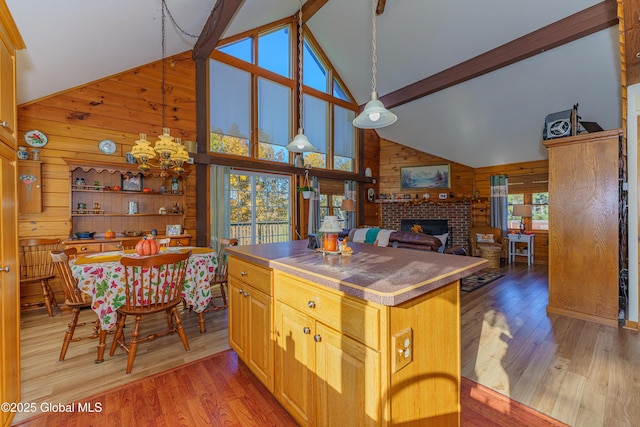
[362,129,380,226]
[378,138,549,264]
[16,52,197,305]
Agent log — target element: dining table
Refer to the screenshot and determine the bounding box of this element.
[70,246,218,362]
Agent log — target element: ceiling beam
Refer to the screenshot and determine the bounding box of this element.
[302,0,330,23]
[193,0,245,61]
[379,0,618,110]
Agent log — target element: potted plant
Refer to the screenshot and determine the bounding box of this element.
[297,186,314,199]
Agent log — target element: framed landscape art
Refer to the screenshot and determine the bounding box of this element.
[400,164,450,189]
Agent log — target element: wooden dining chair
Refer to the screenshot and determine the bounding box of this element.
[157,237,171,247]
[19,238,61,317]
[50,248,105,362]
[205,238,239,311]
[110,250,192,374]
[119,238,140,250]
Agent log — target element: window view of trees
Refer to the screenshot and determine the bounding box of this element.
[229,172,291,245]
[508,193,549,230]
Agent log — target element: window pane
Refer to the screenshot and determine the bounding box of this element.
[507,194,524,229]
[218,38,253,63]
[258,27,290,77]
[302,94,327,168]
[532,192,549,230]
[334,105,355,172]
[333,79,349,101]
[303,40,327,92]
[258,78,291,162]
[209,60,251,156]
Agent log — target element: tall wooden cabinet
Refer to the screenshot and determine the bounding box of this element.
[543,129,622,327]
[0,3,24,426]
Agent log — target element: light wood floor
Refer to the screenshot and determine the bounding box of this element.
[13,262,640,426]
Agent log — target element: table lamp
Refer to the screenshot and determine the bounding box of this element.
[512,204,532,234]
[318,216,343,252]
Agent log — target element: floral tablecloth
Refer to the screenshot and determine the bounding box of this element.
[71,247,217,330]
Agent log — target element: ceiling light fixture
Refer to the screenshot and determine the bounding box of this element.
[131,0,190,175]
[353,0,397,129]
[286,0,315,167]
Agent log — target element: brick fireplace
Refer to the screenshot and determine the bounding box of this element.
[380,201,471,250]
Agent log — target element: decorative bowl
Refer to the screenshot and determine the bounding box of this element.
[75,231,95,239]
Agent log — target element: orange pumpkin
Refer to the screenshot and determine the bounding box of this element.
[135,235,160,256]
[104,229,116,239]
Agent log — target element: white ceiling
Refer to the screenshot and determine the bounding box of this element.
[7,0,621,168]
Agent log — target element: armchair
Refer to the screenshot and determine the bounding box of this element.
[469,226,508,259]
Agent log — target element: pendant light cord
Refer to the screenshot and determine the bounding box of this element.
[371,0,377,93]
[162,0,167,130]
[297,0,304,132]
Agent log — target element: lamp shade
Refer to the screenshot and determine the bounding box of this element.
[341,198,355,212]
[353,92,397,129]
[512,204,532,218]
[318,216,343,233]
[286,128,315,153]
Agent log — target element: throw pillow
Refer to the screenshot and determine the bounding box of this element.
[435,233,448,247]
[476,233,494,243]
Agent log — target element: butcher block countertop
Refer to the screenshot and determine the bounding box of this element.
[227,240,487,306]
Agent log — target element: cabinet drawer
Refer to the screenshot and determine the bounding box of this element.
[275,272,380,350]
[66,242,102,254]
[169,237,191,247]
[229,257,272,295]
[102,241,124,251]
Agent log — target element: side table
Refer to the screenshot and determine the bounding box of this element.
[507,233,534,266]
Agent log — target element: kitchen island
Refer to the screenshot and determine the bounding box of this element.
[227,240,487,426]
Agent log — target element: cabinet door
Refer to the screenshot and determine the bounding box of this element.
[17,160,42,213]
[0,40,16,146]
[274,301,314,426]
[228,277,246,360]
[0,148,20,427]
[245,285,272,391]
[314,323,381,426]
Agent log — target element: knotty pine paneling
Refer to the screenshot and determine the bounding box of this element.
[362,129,380,226]
[17,51,197,307]
[379,138,474,200]
[474,159,549,265]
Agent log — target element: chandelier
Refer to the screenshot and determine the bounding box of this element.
[131,0,190,174]
[286,0,316,167]
[353,0,397,129]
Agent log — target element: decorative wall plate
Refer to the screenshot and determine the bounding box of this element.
[24,130,48,147]
[98,139,117,154]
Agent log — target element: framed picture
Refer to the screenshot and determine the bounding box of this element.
[400,164,450,190]
[166,224,182,236]
[121,174,143,192]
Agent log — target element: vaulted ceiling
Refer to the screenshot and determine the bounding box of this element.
[7,0,622,168]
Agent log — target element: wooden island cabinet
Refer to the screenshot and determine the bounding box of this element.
[228,240,487,426]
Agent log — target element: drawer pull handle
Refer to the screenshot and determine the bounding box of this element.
[238,289,244,294]
[314,334,322,342]
[303,327,311,335]
[176,241,182,246]
[81,247,88,251]
[0,121,8,128]
[240,271,247,276]
[243,291,249,297]
[307,301,316,309]
[0,265,9,272]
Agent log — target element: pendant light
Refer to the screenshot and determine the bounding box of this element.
[353,0,397,129]
[131,0,190,175]
[286,0,315,166]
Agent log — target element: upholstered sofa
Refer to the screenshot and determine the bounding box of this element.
[468,226,508,259]
[347,228,466,255]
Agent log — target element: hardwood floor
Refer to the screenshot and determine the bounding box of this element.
[11,262,640,426]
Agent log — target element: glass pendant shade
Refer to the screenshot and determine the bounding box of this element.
[286,128,315,153]
[353,91,397,129]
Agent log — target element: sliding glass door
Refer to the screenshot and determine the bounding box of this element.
[229,171,291,245]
